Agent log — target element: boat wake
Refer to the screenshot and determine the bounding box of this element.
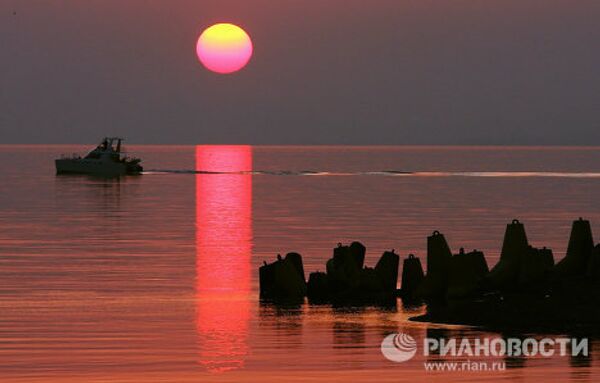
[143,170,600,178]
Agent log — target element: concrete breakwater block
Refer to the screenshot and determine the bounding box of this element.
[375,250,400,292]
[587,245,600,278]
[285,252,306,283]
[413,219,600,331]
[416,230,452,300]
[259,253,307,301]
[555,218,594,279]
[358,267,386,294]
[400,254,424,300]
[487,219,529,291]
[261,218,599,315]
[326,242,365,293]
[306,243,399,304]
[518,246,554,288]
[447,248,489,300]
[307,271,330,302]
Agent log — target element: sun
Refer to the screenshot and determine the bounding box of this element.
[196,23,253,74]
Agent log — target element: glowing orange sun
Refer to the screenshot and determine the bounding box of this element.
[196,23,253,74]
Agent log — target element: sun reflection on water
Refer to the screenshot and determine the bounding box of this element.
[195,145,253,372]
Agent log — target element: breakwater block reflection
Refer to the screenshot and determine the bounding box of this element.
[195,145,252,372]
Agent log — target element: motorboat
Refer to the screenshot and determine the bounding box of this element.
[55,137,143,176]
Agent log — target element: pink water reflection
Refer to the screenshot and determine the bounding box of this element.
[195,145,253,372]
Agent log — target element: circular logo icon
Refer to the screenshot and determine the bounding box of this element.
[381,333,418,363]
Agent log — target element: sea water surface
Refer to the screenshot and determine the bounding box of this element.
[1,145,599,382]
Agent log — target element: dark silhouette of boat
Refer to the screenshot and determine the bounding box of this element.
[55,137,143,177]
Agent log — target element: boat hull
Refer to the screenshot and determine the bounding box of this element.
[55,159,134,176]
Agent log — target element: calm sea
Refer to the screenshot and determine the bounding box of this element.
[1,145,600,382]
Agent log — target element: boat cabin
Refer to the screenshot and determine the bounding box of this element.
[85,137,124,160]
